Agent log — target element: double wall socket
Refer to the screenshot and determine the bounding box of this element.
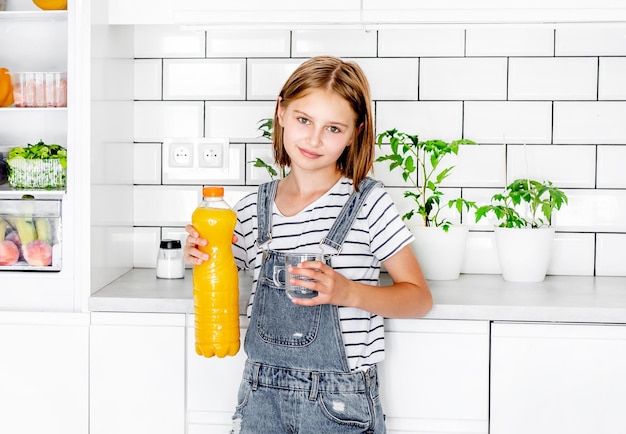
[163,137,231,183]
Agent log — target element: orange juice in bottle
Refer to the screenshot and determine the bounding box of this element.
[192,186,240,358]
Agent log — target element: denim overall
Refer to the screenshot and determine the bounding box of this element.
[231,177,386,434]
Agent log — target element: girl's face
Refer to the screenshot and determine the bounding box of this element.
[277,89,357,174]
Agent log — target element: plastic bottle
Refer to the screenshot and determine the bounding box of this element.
[192,186,240,358]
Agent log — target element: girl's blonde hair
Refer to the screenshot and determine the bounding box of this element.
[273,56,374,189]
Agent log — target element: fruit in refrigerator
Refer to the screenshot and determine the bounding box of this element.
[0,68,13,107]
[7,217,37,247]
[32,0,67,10]
[0,240,20,266]
[0,218,8,241]
[35,217,52,244]
[23,239,53,266]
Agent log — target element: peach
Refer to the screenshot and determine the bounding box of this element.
[0,240,20,266]
[23,239,53,266]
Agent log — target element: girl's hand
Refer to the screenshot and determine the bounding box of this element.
[183,224,239,266]
[287,261,355,307]
[183,224,208,265]
[289,245,432,318]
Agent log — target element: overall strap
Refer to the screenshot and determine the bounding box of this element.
[320,177,382,254]
[256,180,279,247]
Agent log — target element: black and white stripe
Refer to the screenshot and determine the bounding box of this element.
[232,178,413,371]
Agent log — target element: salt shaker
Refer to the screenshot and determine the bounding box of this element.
[156,239,185,279]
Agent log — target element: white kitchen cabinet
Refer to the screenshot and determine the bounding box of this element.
[185,317,489,434]
[107,0,361,26]
[491,322,626,434]
[380,319,489,434]
[90,312,186,434]
[0,312,89,434]
[186,316,248,434]
[106,0,626,26]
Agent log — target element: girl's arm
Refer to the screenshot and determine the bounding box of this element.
[290,244,433,319]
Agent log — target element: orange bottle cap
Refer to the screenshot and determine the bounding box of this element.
[203,186,224,197]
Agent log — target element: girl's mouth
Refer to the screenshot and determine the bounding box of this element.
[298,146,321,159]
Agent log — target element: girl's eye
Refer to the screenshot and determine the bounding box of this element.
[297,117,310,125]
[328,126,341,134]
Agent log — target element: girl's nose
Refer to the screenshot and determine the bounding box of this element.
[308,127,323,147]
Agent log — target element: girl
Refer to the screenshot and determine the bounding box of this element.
[185,55,432,434]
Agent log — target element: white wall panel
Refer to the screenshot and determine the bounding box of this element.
[246,59,302,100]
[134,59,162,100]
[548,233,595,276]
[554,102,626,144]
[466,27,554,56]
[420,58,507,100]
[597,146,626,188]
[134,25,205,58]
[509,57,597,100]
[556,26,626,56]
[164,59,246,100]
[464,101,552,144]
[350,57,419,101]
[292,29,377,57]
[133,227,161,268]
[556,190,626,232]
[596,234,626,276]
[376,101,463,140]
[134,143,162,185]
[378,28,465,57]
[598,57,626,100]
[204,101,277,140]
[507,145,596,188]
[206,30,290,57]
[134,101,204,142]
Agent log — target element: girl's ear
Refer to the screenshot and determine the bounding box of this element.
[276,97,285,127]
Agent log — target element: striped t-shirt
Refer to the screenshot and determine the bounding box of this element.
[232,177,414,371]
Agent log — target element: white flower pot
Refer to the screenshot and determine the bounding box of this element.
[494,227,555,282]
[410,225,469,280]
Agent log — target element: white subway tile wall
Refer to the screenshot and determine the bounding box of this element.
[132,25,626,277]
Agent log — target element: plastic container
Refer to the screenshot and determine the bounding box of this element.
[11,72,67,108]
[156,239,184,279]
[6,158,66,189]
[0,198,62,271]
[191,186,240,358]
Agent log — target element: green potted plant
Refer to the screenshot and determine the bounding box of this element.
[250,118,288,180]
[474,178,568,282]
[376,128,476,280]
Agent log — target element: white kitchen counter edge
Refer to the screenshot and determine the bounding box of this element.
[88,268,626,325]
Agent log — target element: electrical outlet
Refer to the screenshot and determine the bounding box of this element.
[168,143,193,168]
[163,138,236,184]
[198,141,225,168]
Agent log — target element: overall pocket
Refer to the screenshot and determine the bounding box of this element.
[256,256,322,346]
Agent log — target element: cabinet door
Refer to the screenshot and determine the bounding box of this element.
[381,319,489,434]
[186,316,248,434]
[90,312,185,434]
[491,322,626,434]
[0,312,89,434]
[107,0,361,25]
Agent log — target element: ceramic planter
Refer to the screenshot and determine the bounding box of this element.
[410,225,469,280]
[494,227,555,282]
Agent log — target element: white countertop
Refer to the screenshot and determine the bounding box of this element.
[89,269,626,324]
